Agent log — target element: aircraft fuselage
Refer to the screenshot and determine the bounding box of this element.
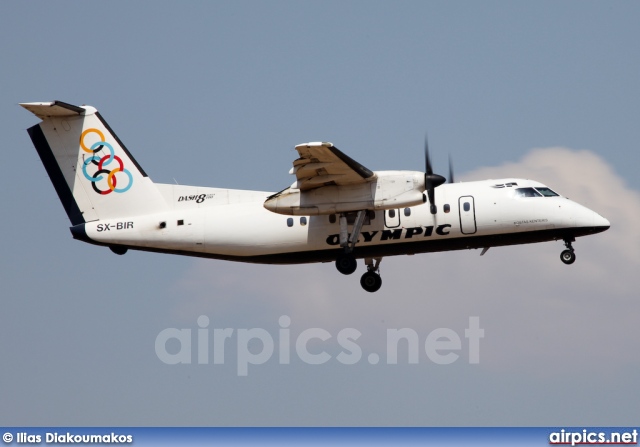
[72,177,609,264]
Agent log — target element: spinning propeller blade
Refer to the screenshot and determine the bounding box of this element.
[423,134,445,214]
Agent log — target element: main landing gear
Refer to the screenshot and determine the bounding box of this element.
[336,252,357,275]
[334,211,383,292]
[334,211,364,275]
[560,237,576,265]
[360,258,382,293]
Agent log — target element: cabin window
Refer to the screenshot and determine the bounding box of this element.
[300,217,307,226]
[444,204,450,213]
[329,214,336,224]
[159,221,166,229]
[404,208,411,217]
[177,219,184,226]
[286,218,294,227]
[389,209,396,218]
[535,187,559,197]
[514,187,542,198]
[463,202,471,212]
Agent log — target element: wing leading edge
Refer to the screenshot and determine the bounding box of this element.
[290,142,376,190]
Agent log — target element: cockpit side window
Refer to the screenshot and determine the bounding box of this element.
[514,187,542,198]
[535,187,559,197]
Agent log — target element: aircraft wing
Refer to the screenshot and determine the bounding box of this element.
[291,142,376,191]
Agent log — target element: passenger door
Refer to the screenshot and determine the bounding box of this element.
[458,196,477,234]
[385,209,401,228]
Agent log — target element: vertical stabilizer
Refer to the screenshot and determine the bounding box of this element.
[22,101,168,224]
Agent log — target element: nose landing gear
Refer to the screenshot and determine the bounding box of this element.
[560,238,576,265]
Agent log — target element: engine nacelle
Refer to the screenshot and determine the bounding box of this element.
[264,171,426,216]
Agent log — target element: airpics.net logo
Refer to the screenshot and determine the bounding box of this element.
[155,316,484,376]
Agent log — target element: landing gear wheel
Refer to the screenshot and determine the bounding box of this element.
[336,253,357,275]
[360,271,382,293]
[560,249,576,265]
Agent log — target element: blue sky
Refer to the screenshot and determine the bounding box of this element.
[1,1,639,426]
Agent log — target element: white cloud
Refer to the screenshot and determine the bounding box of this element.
[170,147,640,378]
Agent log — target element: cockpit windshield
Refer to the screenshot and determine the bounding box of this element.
[535,187,559,197]
[514,187,560,198]
[514,187,542,197]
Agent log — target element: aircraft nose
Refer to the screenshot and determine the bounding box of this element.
[566,200,610,236]
[582,207,610,235]
[593,212,610,231]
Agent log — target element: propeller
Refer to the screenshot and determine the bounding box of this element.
[424,135,446,214]
[448,153,455,184]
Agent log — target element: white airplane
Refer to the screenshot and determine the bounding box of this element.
[22,101,610,292]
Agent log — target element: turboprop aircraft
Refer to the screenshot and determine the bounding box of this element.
[22,101,610,292]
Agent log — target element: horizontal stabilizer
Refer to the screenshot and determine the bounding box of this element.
[20,101,88,119]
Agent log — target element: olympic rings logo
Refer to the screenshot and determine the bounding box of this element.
[80,128,133,195]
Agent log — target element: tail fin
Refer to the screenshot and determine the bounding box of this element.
[21,101,168,224]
